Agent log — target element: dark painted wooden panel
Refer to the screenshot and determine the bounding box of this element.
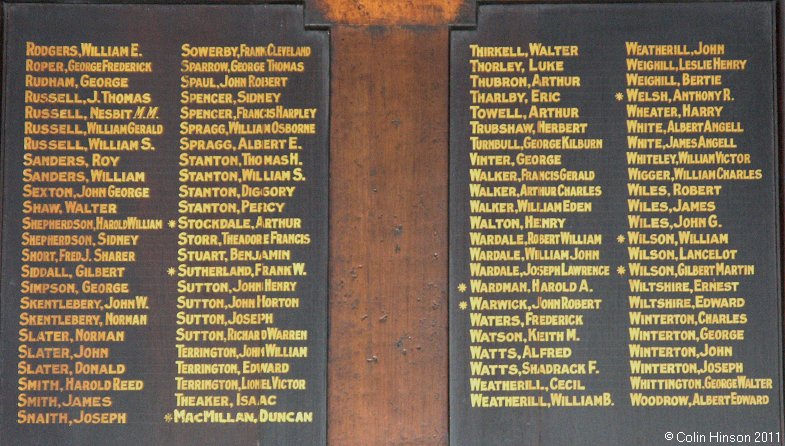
[450,3,782,445]
[1,4,328,444]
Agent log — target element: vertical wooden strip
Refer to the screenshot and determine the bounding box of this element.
[329,26,448,445]
[309,0,465,26]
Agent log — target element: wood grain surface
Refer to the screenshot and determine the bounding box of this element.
[310,0,464,25]
[328,25,449,445]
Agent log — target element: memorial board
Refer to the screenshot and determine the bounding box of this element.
[450,3,783,445]
[1,4,329,444]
